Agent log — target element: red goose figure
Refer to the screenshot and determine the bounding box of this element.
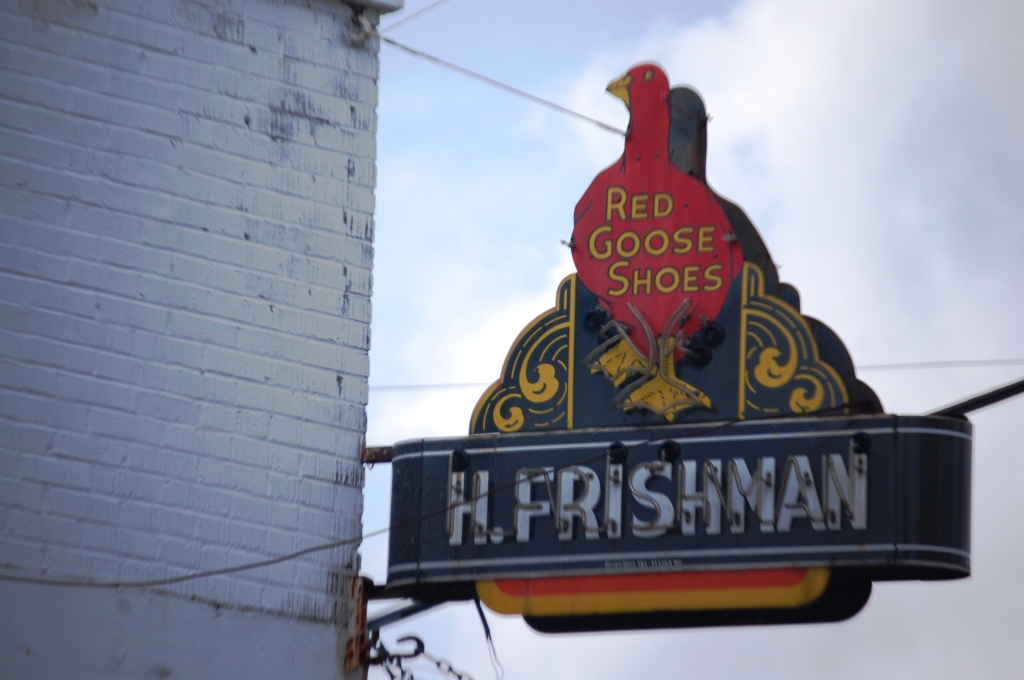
[572,64,743,418]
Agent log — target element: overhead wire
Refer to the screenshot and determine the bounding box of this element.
[380,37,626,136]
[0,405,853,589]
[0,532,374,588]
[857,357,1024,372]
[372,382,489,391]
[374,0,625,134]
[379,0,456,34]
[367,357,1024,391]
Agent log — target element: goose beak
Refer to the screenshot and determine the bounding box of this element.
[606,73,632,109]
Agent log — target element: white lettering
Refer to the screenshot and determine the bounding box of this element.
[557,466,601,540]
[630,461,675,538]
[514,467,554,542]
[678,460,724,535]
[823,448,868,530]
[447,471,470,546]
[776,455,826,532]
[604,460,624,538]
[471,471,489,545]
[727,457,776,533]
[447,471,491,546]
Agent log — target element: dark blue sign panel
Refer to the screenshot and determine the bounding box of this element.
[388,414,970,587]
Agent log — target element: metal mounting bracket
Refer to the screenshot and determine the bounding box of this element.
[931,376,1024,418]
[368,599,442,631]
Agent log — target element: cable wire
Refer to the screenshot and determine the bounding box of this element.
[473,595,505,680]
[372,382,490,391]
[381,37,626,136]
[0,531,375,588]
[858,358,1024,372]
[367,357,1024,390]
[0,407,852,590]
[380,0,456,34]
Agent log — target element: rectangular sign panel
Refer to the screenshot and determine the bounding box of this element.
[387,415,970,588]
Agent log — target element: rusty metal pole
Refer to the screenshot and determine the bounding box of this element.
[339,576,370,680]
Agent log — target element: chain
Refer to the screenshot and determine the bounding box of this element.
[381,656,415,680]
[422,650,478,680]
[370,635,478,680]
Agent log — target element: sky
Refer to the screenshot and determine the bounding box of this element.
[361,1,1024,677]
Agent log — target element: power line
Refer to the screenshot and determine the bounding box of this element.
[7,381,1021,591]
[367,358,1024,391]
[0,532,375,588]
[380,0,456,34]
[858,358,1024,372]
[372,382,490,391]
[381,37,626,136]
[0,407,851,589]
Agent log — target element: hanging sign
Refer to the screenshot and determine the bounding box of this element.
[385,63,973,633]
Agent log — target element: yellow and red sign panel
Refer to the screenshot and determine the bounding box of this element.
[478,568,829,617]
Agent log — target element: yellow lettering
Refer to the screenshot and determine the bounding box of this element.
[588,225,613,260]
[616,231,640,258]
[683,265,700,292]
[630,194,649,219]
[703,263,724,291]
[644,229,669,256]
[606,187,627,221]
[655,266,680,294]
[633,268,652,295]
[608,261,630,297]
[698,225,716,252]
[672,227,694,254]
[653,193,673,218]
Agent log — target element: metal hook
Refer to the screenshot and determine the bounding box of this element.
[393,635,425,659]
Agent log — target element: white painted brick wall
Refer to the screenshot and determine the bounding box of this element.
[0,0,386,636]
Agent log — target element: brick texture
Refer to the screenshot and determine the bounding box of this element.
[0,0,379,622]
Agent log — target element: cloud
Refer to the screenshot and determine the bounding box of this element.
[367,1,1024,677]
[366,247,575,443]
